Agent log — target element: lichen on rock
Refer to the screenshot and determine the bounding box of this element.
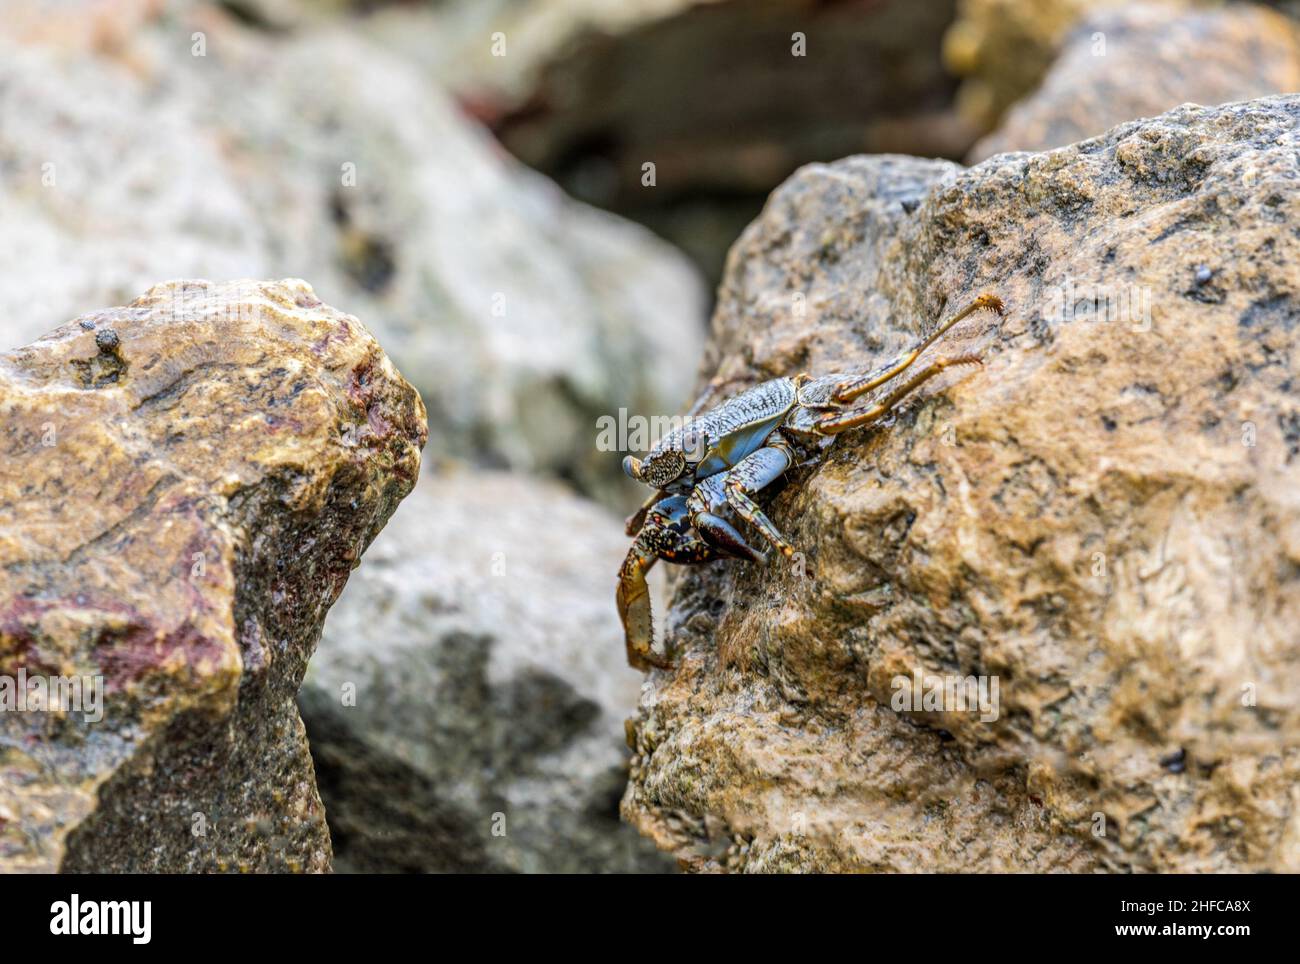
[0,279,426,872]
[623,97,1300,873]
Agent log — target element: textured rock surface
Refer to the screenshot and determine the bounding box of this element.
[299,469,673,873]
[971,3,1300,162]
[0,279,426,872]
[943,0,1130,131]
[0,3,705,505]
[624,97,1300,872]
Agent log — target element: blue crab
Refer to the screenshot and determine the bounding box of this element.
[617,292,1004,670]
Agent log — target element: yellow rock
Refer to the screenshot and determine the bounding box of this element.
[0,279,425,872]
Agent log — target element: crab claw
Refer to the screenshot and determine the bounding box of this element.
[617,543,672,671]
[622,455,644,481]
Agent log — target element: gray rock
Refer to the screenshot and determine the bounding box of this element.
[301,469,675,873]
[0,40,267,353]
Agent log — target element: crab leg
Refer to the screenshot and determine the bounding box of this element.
[623,488,667,537]
[816,354,983,435]
[833,293,1003,403]
[682,474,765,563]
[692,511,769,564]
[618,497,722,670]
[720,439,797,557]
[617,540,671,671]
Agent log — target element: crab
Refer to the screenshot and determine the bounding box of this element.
[616,292,1005,670]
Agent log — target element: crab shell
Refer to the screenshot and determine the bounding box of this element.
[625,377,800,491]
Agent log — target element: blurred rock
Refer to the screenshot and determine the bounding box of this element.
[0,38,268,355]
[299,469,674,873]
[971,2,1300,161]
[0,3,706,505]
[624,98,1300,872]
[0,0,165,65]
[181,15,706,505]
[483,0,972,287]
[165,1,975,287]
[943,0,1131,131]
[493,0,969,201]
[0,279,426,872]
[365,0,705,118]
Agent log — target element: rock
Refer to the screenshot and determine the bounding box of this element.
[299,468,674,874]
[0,279,426,872]
[160,1,974,287]
[163,15,706,505]
[0,4,706,505]
[623,97,1300,872]
[0,38,268,355]
[970,3,1300,162]
[486,0,974,287]
[0,0,165,70]
[493,0,970,200]
[363,0,705,119]
[943,0,1130,131]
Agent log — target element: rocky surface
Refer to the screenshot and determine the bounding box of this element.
[623,97,1300,872]
[971,3,1300,162]
[299,469,674,873]
[0,2,705,505]
[0,279,426,872]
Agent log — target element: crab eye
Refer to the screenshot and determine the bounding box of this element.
[644,450,687,486]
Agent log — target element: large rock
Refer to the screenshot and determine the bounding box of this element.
[0,279,426,872]
[943,0,1130,131]
[299,469,674,873]
[624,98,1300,872]
[0,3,705,505]
[970,2,1300,162]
